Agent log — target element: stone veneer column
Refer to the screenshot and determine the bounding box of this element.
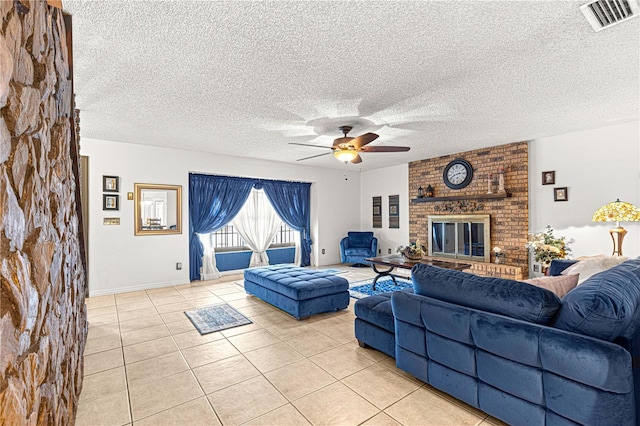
[1,1,87,424]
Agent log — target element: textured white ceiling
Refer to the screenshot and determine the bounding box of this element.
[64,0,639,171]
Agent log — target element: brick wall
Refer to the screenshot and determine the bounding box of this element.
[1,2,86,424]
[408,141,529,275]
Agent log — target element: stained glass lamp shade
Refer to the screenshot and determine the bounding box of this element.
[592,199,640,256]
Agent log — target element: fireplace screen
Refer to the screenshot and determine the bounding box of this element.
[428,214,490,262]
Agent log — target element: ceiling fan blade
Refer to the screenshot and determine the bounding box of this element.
[350,154,363,164]
[351,133,379,149]
[289,142,332,149]
[359,146,410,152]
[296,152,332,161]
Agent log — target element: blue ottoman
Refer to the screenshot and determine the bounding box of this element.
[354,288,413,358]
[243,265,349,319]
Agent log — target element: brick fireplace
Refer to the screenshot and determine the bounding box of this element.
[409,141,529,276]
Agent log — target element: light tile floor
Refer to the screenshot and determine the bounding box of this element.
[78,266,507,426]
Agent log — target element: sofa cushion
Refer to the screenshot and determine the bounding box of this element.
[347,231,374,248]
[553,258,640,341]
[522,274,579,298]
[561,255,629,284]
[344,248,372,256]
[354,292,397,332]
[411,264,562,325]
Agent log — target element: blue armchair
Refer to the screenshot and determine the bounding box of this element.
[340,232,378,266]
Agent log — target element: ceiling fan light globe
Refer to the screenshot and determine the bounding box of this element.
[334,149,358,162]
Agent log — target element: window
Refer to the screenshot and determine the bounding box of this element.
[210,223,296,252]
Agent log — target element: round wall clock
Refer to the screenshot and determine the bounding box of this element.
[443,158,473,190]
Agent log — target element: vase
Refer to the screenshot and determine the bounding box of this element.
[494,256,502,264]
[498,172,505,193]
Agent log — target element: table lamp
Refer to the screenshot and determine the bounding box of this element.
[592,199,640,256]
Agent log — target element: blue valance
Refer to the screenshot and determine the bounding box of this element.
[188,173,313,281]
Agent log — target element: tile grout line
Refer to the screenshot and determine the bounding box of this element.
[113,294,134,426]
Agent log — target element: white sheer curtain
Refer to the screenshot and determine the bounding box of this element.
[232,189,282,267]
[199,233,221,280]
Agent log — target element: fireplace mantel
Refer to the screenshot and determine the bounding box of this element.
[411,192,512,203]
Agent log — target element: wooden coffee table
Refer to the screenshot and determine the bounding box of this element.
[365,256,471,290]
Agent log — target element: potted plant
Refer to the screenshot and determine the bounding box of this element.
[526,227,573,273]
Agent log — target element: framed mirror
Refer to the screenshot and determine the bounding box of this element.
[134,183,182,235]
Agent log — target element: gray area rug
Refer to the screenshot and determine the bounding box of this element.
[184,303,252,335]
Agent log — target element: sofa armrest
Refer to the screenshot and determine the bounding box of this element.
[339,237,349,263]
[370,237,378,257]
[340,237,350,249]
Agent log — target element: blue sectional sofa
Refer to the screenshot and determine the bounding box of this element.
[390,258,640,426]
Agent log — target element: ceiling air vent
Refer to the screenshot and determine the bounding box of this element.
[580,0,639,31]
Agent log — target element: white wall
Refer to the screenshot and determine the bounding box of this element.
[359,164,410,256]
[528,121,640,265]
[81,138,361,296]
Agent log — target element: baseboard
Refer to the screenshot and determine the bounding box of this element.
[88,279,190,297]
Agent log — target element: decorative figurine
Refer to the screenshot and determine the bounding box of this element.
[498,167,506,194]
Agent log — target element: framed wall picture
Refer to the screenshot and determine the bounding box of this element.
[372,196,382,228]
[389,195,399,229]
[542,171,555,185]
[554,187,568,202]
[103,194,119,210]
[103,175,119,192]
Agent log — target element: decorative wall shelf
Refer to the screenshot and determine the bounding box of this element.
[411,192,512,203]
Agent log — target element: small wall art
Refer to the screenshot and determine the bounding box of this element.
[542,171,555,185]
[554,187,568,202]
[372,196,382,228]
[103,175,119,192]
[103,194,119,211]
[389,194,399,229]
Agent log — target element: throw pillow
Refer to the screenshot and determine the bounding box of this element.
[522,274,579,298]
[562,255,629,284]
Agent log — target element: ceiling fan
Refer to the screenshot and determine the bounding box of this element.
[290,126,410,164]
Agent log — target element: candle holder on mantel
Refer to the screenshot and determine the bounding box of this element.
[497,167,506,194]
[426,185,435,198]
[487,174,493,194]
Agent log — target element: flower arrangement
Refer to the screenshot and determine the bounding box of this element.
[397,240,426,260]
[526,227,573,270]
[493,246,504,263]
